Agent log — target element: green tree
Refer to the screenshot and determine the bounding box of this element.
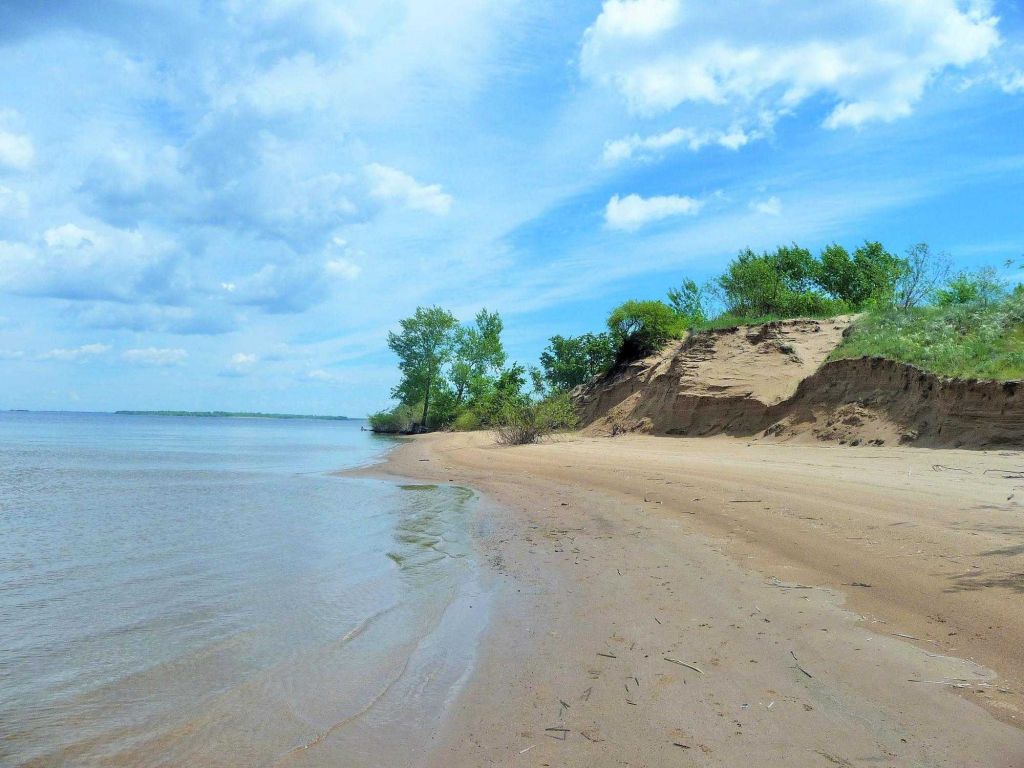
[718,245,844,317]
[451,309,506,406]
[539,333,616,391]
[935,267,1006,308]
[816,241,903,307]
[666,279,709,326]
[895,243,951,309]
[387,306,458,428]
[607,300,685,359]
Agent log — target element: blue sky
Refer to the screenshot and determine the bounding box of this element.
[0,0,1022,415]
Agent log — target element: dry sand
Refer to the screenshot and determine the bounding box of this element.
[359,431,1024,767]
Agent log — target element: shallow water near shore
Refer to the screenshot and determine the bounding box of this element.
[0,412,489,767]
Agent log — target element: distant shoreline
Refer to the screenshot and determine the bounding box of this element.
[113,410,353,421]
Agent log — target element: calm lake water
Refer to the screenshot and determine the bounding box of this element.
[0,412,489,767]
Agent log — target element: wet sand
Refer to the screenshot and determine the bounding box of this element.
[362,431,1024,767]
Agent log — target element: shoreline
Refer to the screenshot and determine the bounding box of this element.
[356,430,1024,766]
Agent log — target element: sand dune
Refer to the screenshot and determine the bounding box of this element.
[575,318,1024,448]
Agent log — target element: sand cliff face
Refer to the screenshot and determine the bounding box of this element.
[574,317,1024,448]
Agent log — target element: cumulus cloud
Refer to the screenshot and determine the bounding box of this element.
[750,196,782,216]
[605,193,703,231]
[0,129,34,171]
[39,343,111,361]
[0,222,185,303]
[122,347,188,366]
[366,163,452,215]
[580,0,1003,128]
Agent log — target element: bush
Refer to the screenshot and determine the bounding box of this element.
[607,300,686,361]
[452,410,482,431]
[494,392,579,445]
[368,403,420,433]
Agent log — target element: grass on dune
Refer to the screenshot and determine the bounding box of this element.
[830,296,1024,381]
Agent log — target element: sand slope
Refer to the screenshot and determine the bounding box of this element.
[575,317,1024,449]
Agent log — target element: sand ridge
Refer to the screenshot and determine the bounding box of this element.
[574,317,1024,448]
[359,431,1024,767]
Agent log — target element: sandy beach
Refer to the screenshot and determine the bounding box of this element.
[358,431,1024,767]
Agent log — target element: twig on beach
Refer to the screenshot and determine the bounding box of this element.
[931,464,970,473]
[892,632,936,643]
[673,742,691,749]
[580,686,592,702]
[544,727,569,741]
[597,651,617,659]
[983,469,1024,479]
[664,658,704,674]
[654,616,662,624]
[768,578,814,589]
[790,650,813,679]
[519,744,536,754]
[729,499,764,503]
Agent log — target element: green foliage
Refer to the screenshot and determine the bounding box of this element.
[606,299,686,359]
[666,279,709,326]
[934,267,1006,308]
[894,243,951,309]
[384,306,514,431]
[817,241,904,306]
[494,391,580,445]
[452,410,482,431]
[388,306,459,427]
[718,245,849,317]
[368,403,420,434]
[539,333,617,391]
[451,309,507,406]
[832,289,1024,381]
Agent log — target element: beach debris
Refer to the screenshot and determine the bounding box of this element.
[597,651,617,659]
[768,578,814,589]
[664,658,705,675]
[790,650,813,679]
[673,742,691,749]
[519,744,536,754]
[544,727,569,741]
[931,464,970,473]
[846,582,872,588]
[580,686,593,702]
[654,616,662,624]
[892,632,935,643]
[580,728,604,742]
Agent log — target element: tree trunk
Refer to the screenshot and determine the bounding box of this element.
[421,372,432,428]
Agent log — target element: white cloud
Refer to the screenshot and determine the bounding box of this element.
[0,223,183,303]
[0,130,34,171]
[222,352,258,376]
[603,124,760,164]
[580,0,1003,128]
[750,196,782,216]
[39,343,111,362]
[1001,70,1024,94]
[605,193,703,231]
[307,368,346,385]
[0,349,24,360]
[324,258,361,281]
[366,163,452,215]
[584,0,681,41]
[122,347,188,366]
[43,223,99,249]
